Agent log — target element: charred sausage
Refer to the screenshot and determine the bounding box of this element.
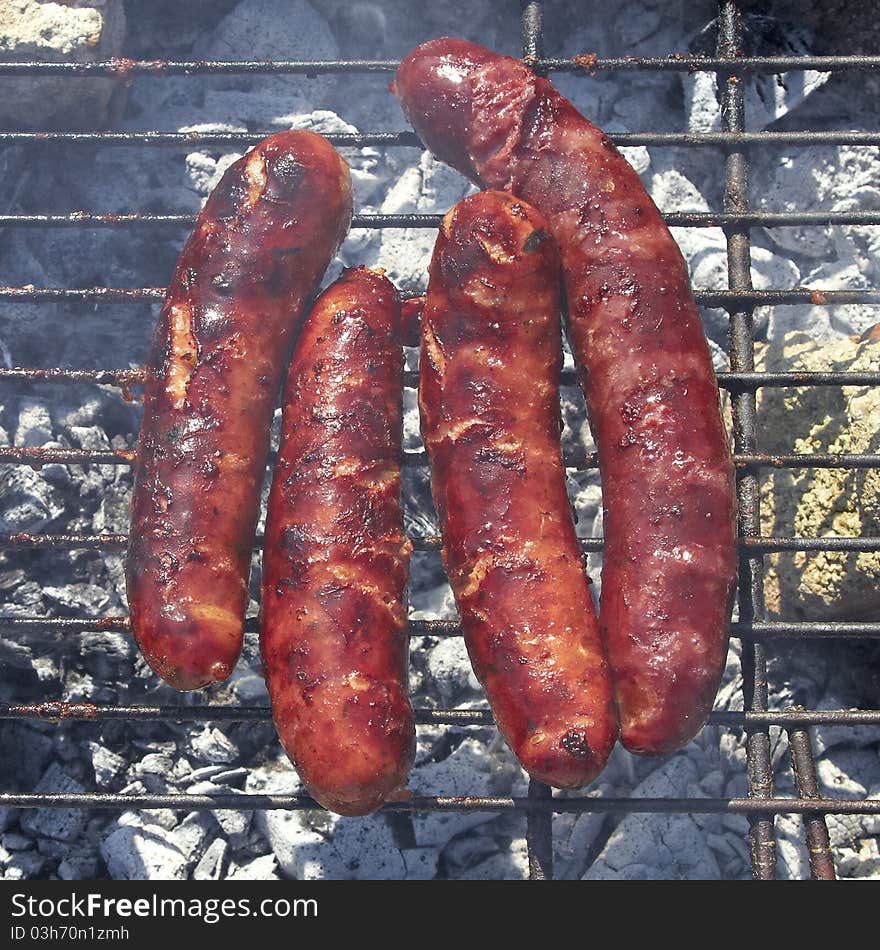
[420,191,617,788]
[395,39,737,754]
[127,131,353,691]
[260,266,415,816]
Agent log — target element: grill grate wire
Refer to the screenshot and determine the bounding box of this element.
[719,0,779,880]
[0,0,878,880]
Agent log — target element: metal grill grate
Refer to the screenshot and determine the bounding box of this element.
[1,0,879,881]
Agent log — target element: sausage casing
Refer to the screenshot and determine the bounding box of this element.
[127,131,353,691]
[395,39,737,754]
[260,266,415,816]
[420,191,617,788]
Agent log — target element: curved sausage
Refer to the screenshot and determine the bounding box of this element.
[395,39,737,755]
[260,266,415,816]
[127,131,353,691]
[420,191,617,788]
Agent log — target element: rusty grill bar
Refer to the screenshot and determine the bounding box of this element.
[5,210,880,228]
[719,0,778,880]
[1,0,878,881]
[0,53,878,75]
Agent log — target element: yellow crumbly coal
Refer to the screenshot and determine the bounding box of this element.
[757,331,880,619]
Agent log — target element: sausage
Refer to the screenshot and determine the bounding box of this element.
[394,39,737,755]
[127,131,353,691]
[260,266,415,816]
[420,191,617,788]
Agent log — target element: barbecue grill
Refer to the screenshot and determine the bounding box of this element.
[1,0,879,881]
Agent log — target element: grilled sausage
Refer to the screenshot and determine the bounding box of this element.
[127,131,353,691]
[420,191,617,788]
[260,266,415,816]
[395,39,737,755]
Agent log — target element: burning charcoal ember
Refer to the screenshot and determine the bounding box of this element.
[84,741,126,787]
[837,839,880,878]
[188,727,239,766]
[440,822,506,875]
[185,782,251,841]
[752,146,880,271]
[817,756,880,847]
[192,837,230,881]
[758,332,880,619]
[166,812,214,869]
[811,699,880,756]
[367,153,476,292]
[100,819,188,881]
[13,398,53,447]
[131,753,175,794]
[320,818,405,879]
[409,739,525,849]
[767,262,879,342]
[401,847,437,880]
[193,0,339,108]
[0,467,67,533]
[553,787,615,879]
[456,837,529,881]
[583,757,723,880]
[19,763,87,843]
[2,849,47,881]
[775,814,812,880]
[206,806,250,845]
[425,637,478,703]
[2,831,31,852]
[256,810,349,880]
[187,765,229,786]
[227,854,279,880]
[57,846,100,881]
[0,0,127,131]
[647,165,800,346]
[42,583,117,617]
[211,767,248,786]
[0,724,53,792]
[229,669,268,703]
[684,14,830,133]
[2,575,44,612]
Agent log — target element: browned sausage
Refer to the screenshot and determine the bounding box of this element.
[394,39,737,755]
[260,266,415,816]
[127,131,353,691]
[420,191,617,788]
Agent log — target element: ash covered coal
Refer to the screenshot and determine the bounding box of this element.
[0,0,878,881]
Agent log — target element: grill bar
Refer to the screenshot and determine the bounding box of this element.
[787,722,837,880]
[720,0,777,880]
[4,616,880,641]
[1,702,877,728]
[2,131,878,148]
[520,0,554,881]
[0,792,876,816]
[5,367,880,391]
[4,445,880,470]
[4,531,880,555]
[7,210,880,229]
[2,287,875,306]
[0,55,876,77]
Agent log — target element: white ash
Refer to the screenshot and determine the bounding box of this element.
[101,819,189,881]
[192,837,231,881]
[0,0,878,883]
[0,0,127,131]
[227,854,280,880]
